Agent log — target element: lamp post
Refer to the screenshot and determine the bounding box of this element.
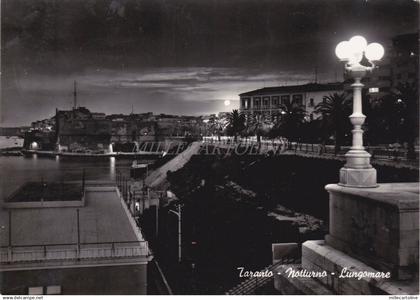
[335,35,384,187]
[169,204,182,263]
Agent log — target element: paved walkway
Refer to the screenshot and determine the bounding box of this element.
[202,141,419,170]
[145,142,201,188]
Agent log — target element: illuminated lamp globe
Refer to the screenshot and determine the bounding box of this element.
[348,51,363,65]
[349,35,368,54]
[335,41,351,61]
[365,43,384,61]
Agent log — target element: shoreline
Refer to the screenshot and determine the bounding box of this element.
[19,149,167,158]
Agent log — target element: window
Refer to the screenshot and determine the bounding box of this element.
[309,98,314,107]
[47,286,62,295]
[280,95,290,105]
[292,94,303,105]
[242,98,250,109]
[253,97,261,107]
[28,287,43,295]
[263,97,270,107]
[271,96,279,106]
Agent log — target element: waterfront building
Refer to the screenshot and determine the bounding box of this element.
[108,113,156,144]
[23,130,56,150]
[56,107,112,152]
[23,106,207,152]
[239,32,418,125]
[239,82,343,121]
[30,118,56,133]
[0,127,30,137]
[0,184,152,295]
[155,114,206,138]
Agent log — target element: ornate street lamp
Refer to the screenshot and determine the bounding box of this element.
[335,35,384,187]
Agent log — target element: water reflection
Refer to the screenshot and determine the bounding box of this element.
[110,157,116,180]
[0,156,135,202]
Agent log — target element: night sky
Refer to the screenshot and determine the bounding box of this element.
[1,0,418,126]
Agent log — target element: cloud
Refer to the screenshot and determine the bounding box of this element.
[1,66,326,126]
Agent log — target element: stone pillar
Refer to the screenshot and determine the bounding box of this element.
[274,182,419,295]
[340,76,377,188]
[324,183,419,280]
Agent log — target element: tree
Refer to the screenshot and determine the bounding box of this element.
[363,93,399,145]
[207,115,225,141]
[314,93,351,154]
[224,110,246,142]
[246,113,273,143]
[365,82,418,160]
[391,82,419,159]
[300,119,323,144]
[271,98,306,141]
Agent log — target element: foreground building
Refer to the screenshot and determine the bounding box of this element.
[239,82,343,121]
[0,183,152,295]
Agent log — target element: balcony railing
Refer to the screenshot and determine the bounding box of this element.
[1,241,150,264]
[240,107,283,111]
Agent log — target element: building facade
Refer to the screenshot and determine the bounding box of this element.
[23,107,207,151]
[239,82,343,121]
[0,185,152,295]
[56,107,112,152]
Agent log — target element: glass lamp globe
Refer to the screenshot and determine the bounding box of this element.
[349,35,368,54]
[365,43,384,61]
[335,41,351,61]
[348,51,363,65]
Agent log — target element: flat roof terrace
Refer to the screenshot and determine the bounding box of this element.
[1,186,151,268]
[5,182,83,203]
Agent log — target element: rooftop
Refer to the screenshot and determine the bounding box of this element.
[5,182,82,203]
[239,82,343,97]
[1,188,141,246]
[0,186,150,266]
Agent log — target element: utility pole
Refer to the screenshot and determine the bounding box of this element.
[76,209,80,260]
[73,80,77,109]
[155,201,159,237]
[8,210,12,247]
[8,210,12,262]
[156,193,163,238]
[82,169,85,194]
[169,204,182,263]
